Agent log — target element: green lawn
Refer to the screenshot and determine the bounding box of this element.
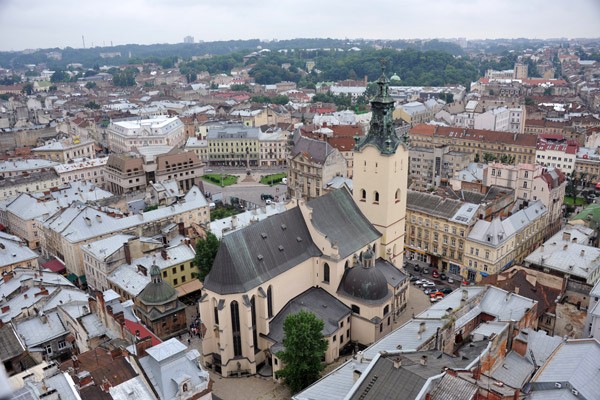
[564,196,586,206]
[201,174,238,186]
[260,173,287,185]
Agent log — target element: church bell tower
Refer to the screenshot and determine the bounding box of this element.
[352,62,409,267]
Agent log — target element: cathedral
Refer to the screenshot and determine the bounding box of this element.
[199,67,410,378]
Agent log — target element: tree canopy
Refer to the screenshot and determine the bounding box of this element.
[194,231,220,281]
[275,310,328,393]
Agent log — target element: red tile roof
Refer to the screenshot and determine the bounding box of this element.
[42,259,66,273]
[410,124,537,147]
[124,319,162,347]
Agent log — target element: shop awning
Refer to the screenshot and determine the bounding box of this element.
[79,275,87,285]
[42,259,66,274]
[66,273,78,282]
[175,279,203,297]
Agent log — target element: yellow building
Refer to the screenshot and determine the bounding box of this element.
[463,200,547,282]
[0,231,39,274]
[405,191,479,275]
[32,137,96,163]
[206,125,260,166]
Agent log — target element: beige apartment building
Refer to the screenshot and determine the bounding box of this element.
[41,186,210,276]
[0,231,39,274]
[409,145,472,190]
[463,201,547,282]
[287,132,347,201]
[405,191,479,275]
[409,124,537,165]
[0,170,62,201]
[32,137,96,163]
[484,163,567,238]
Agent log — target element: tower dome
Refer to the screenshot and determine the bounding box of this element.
[340,246,388,301]
[138,260,178,306]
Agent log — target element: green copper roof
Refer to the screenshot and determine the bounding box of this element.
[138,280,178,305]
[572,203,600,223]
[354,64,407,155]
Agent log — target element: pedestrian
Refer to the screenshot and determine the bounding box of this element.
[188,338,191,346]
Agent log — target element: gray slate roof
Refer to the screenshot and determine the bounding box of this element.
[429,373,478,400]
[267,287,350,354]
[308,188,381,258]
[0,322,24,362]
[203,207,321,294]
[291,131,334,165]
[407,191,477,224]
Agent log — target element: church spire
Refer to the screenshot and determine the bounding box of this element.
[354,60,406,155]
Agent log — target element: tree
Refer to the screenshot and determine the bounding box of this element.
[525,97,536,106]
[21,83,33,95]
[84,101,100,109]
[543,87,552,96]
[194,231,220,281]
[275,310,328,393]
[85,82,97,89]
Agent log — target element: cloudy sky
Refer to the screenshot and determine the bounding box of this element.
[0,0,599,51]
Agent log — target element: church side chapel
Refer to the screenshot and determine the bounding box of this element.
[199,65,410,378]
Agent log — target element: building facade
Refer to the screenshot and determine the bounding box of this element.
[107,116,186,153]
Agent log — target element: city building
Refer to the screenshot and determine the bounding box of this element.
[41,186,209,276]
[258,128,289,166]
[184,137,209,165]
[405,192,479,275]
[535,134,578,174]
[409,145,472,190]
[0,159,58,178]
[53,157,107,187]
[32,137,96,163]
[287,132,347,201]
[408,124,537,164]
[0,231,39,274]
[107,116,186,153]
[484,163,566,237]
[106,148,202,195]
[135,262,187,340]
[393,100,440,126]
[206,124,260,166]
[463,201,547,282]
[0,170,62,201]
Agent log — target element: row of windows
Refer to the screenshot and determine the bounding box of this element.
[359,189,401,203]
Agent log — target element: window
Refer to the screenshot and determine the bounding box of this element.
[361,189,366,200]
[380,323,383,333]
[180,265,184,271]
[173,278,178,285]
[58,340,67,350]
[163,271,167,278]
[383,305,389,315]
[340,334,344,343]
[333,335,337,342]
[251,296,258,353]
[395,189,400,202]
[352,304,360,314]
[324,263,330,284]
[267,286,273,318]
[231,301,242,357]
[374,192,379,203]
[172,267,176,274]
[45,345,53,355]
[214,305,219,325]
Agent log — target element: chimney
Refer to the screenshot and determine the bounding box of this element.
[1,305,9,313]
[420,355,428,366]
[40,313,48,324]
[515,287,519,295]
[394,359,402,369]
[3,272,14,282]
[460,289,468,305]
[581,249,585,257]
[563,244,568,251]
[356,351,364,363]
[472,367,481,381]
[161,250,167,260]
[72,355,80,370]
[231,215,238,229]
[138,210,144,220]
[178,222,185,235]
[353,369,362,382]
[135,336,153,358]
[96,214,102,223]
[562,231,571,242]
[124,242,131,265]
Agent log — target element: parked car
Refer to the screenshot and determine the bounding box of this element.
[422,267,430,274]
[261,193,274,200]
[409,276,419,283]
[413,264,420,272]
[440,287,453,294]
[430,296,442,303]
[424,287,438,295]
[282,177,288,184]
[422,282,436,289]
[432,270,439,278]
[205,169,213,173]
[414,279,424,285]
[430,291,444,298]
[447,277,454,284]
[440,273,447,280]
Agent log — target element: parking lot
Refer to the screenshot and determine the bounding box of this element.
[405,262,463,301]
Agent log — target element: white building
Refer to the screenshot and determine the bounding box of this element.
[107,116,185,153]
[535,137,578,174]
[184,137,209,165]
[53,157,108,187]
[0,159,59,178]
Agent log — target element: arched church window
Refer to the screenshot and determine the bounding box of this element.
[395,189,401,202]
[324,263,330,283]
[231,301,242,356]
[374,191,380,203]
[267,286,273,318]
[361,189,366,200]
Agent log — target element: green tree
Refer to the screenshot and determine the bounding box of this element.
[275,310,328,393]
[85,82,97,89]
[194,231,220,281]
[84,101,100,109]
[543,87,552,96]
[21,82,34,95]
[525,97,536,106]
[230,84,250,91]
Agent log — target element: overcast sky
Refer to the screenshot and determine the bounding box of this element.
[0,0,599,51]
